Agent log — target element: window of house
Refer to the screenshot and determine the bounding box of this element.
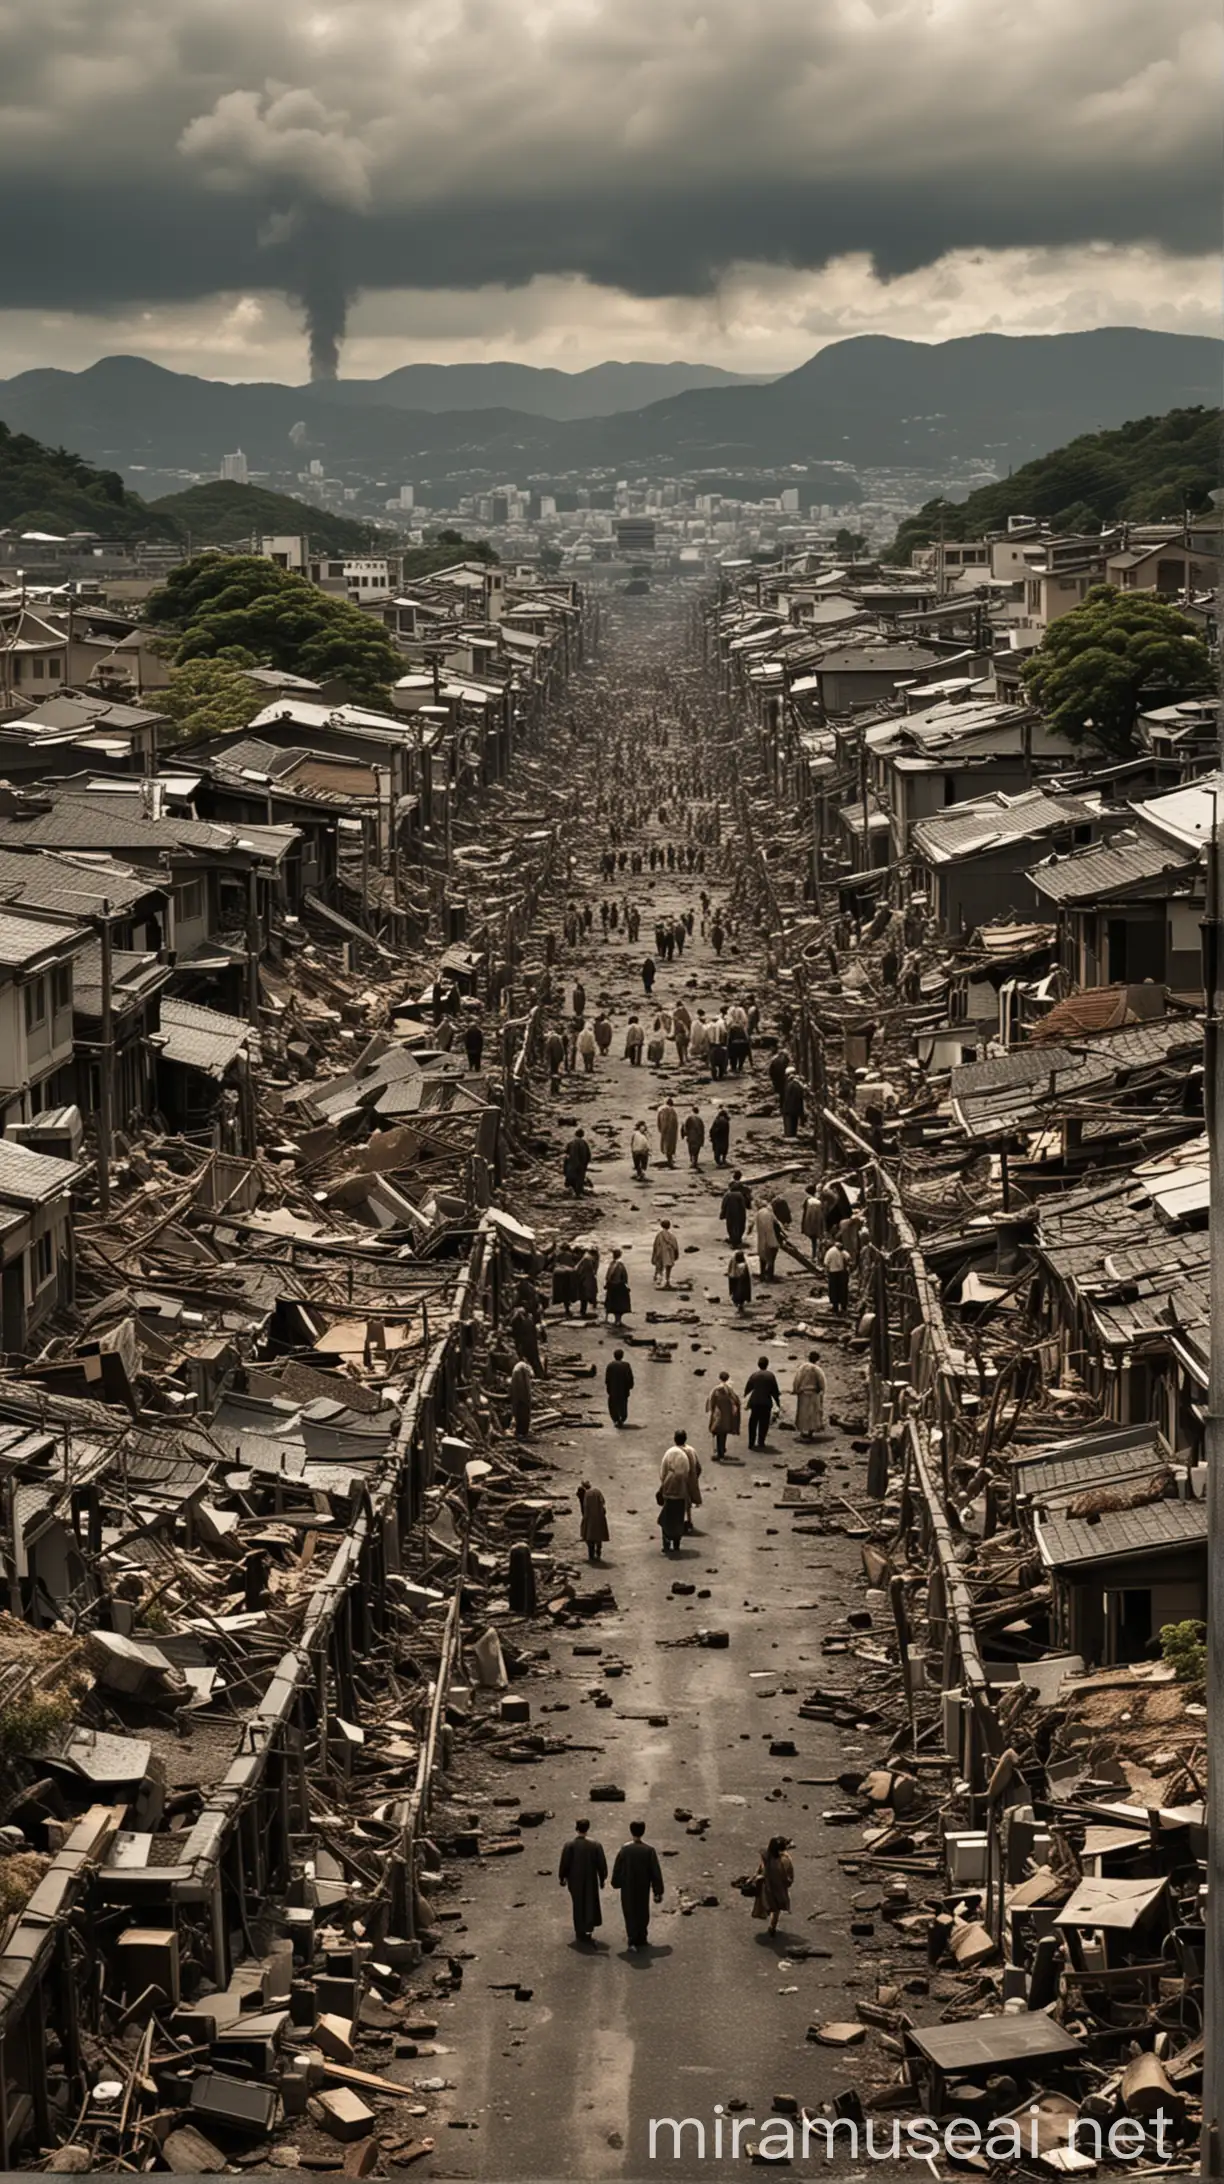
[52,965,71,1013]
[175,879,205,925]
[32,658,44,679]
[49,657,61,677]
[23,979,46,1031]
[33,1232,54,1288]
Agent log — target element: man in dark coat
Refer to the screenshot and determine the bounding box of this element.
[782,1072,806,1139]
[744,1356,782,1451]
[559,1818,607,1944]
[563,1129,591,1194]
[605,1348,634,1427]
[709,1106,731,1166]
[463,1018,484,1072]
[720,1173,751,1249]
[510,1307,544,1379]
[611,1821,665,1951]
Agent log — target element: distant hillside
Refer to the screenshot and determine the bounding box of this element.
[0,331,1218,490]
[150,480,377,554]
[0,418,173,539]
[887,406,1222,562]
[315,359,770,420]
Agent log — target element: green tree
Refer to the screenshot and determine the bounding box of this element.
[145,553,403,706]
[537,544,563,573]
[1021,584,1214,758]
[163,653,262,747]
[834,528,867,555]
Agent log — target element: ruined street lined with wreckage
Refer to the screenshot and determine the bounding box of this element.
[0,571,1209,2178]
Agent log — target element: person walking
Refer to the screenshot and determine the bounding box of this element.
[755,1198,782,1281]
[545,1026,566,1093]
[709,1104,731,1167]
[689,1010,711,1067]
[510,1305,544,1379]
[721,1171,751,1249]
[605,1348,634,1427]
[801,1182,824,1261]
[657,1438,691,1556]
[508,1357,533,1440]
[824,1239,851,1316]
[768,1047,791,1105]
[611,1822,665,1951]
[604,1249,631,1327]
[630,1120,651,1180]
[642,957,656,997]
[575,1249,599,1321]
[710,917,725,956]
[751,1836,795,1936]
[625,1016,645,1065]
[682,1108,705,1168]
[578,1481,609,1564]
[727,1250,752,1314]
[593,1011,613,1057]
[708,1015,729,1081]
[744,1356,782,1451]
[782,1071,806,1139]
[576,1020,597,1074]
[651,1219,680,1288]
[656,1095,679,1168]
[563,1129,591,1195]
[559,1818,607,1945]
[792,1352,827,1441]
[672,1000,692,1064]
[463,1017,484,1072]
[706,1370,741,1461]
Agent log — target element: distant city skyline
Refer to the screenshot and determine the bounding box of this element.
[0,0,1217,383]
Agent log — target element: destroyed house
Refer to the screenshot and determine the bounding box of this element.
[0,693,166,782]
[188,735,382,900]
[911,786,1111,935]
[240,699,422,863]
[1032,1160,1209,1444]
[862,699,1066,868]
[1036,1488,1206,1669]
[1029,828,1204,995]
[0,791,301,1018]
[0,1137,83,1350]
[0,910,90,1128]
[948,1017,1204,1176]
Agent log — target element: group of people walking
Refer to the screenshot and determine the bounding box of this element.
[559,1815,795,1949]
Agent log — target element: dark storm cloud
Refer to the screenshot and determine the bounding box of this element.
[0,0,1216,317]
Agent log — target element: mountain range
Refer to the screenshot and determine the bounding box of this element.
[0,330,1218,490]
[315,359,767,417]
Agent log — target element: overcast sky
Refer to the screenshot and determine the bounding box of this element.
[0,0,1218,380]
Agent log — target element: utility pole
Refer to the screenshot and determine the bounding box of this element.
[97,903,114,1220]
[1204,766,1224,2181]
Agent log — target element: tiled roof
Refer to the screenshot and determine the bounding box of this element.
[0,909,87,968]
[1038,1496,1206,1573]
[913,789,1092,864]
[0,847,155,919]
[1029,831,1196,904]
[158,999,257,1077]
[0,1139,81,1204]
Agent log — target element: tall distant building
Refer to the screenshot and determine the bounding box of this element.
[220,449,249,484]
[399,485,415,510]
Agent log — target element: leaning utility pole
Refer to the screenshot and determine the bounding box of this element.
[1204,762,1224,2182]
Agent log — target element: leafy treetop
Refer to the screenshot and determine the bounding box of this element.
[887,406,1220,564]
[1021,584,1214,758]
[144,553,404,707]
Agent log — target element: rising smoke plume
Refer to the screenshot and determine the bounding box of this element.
[180,86,373,379]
